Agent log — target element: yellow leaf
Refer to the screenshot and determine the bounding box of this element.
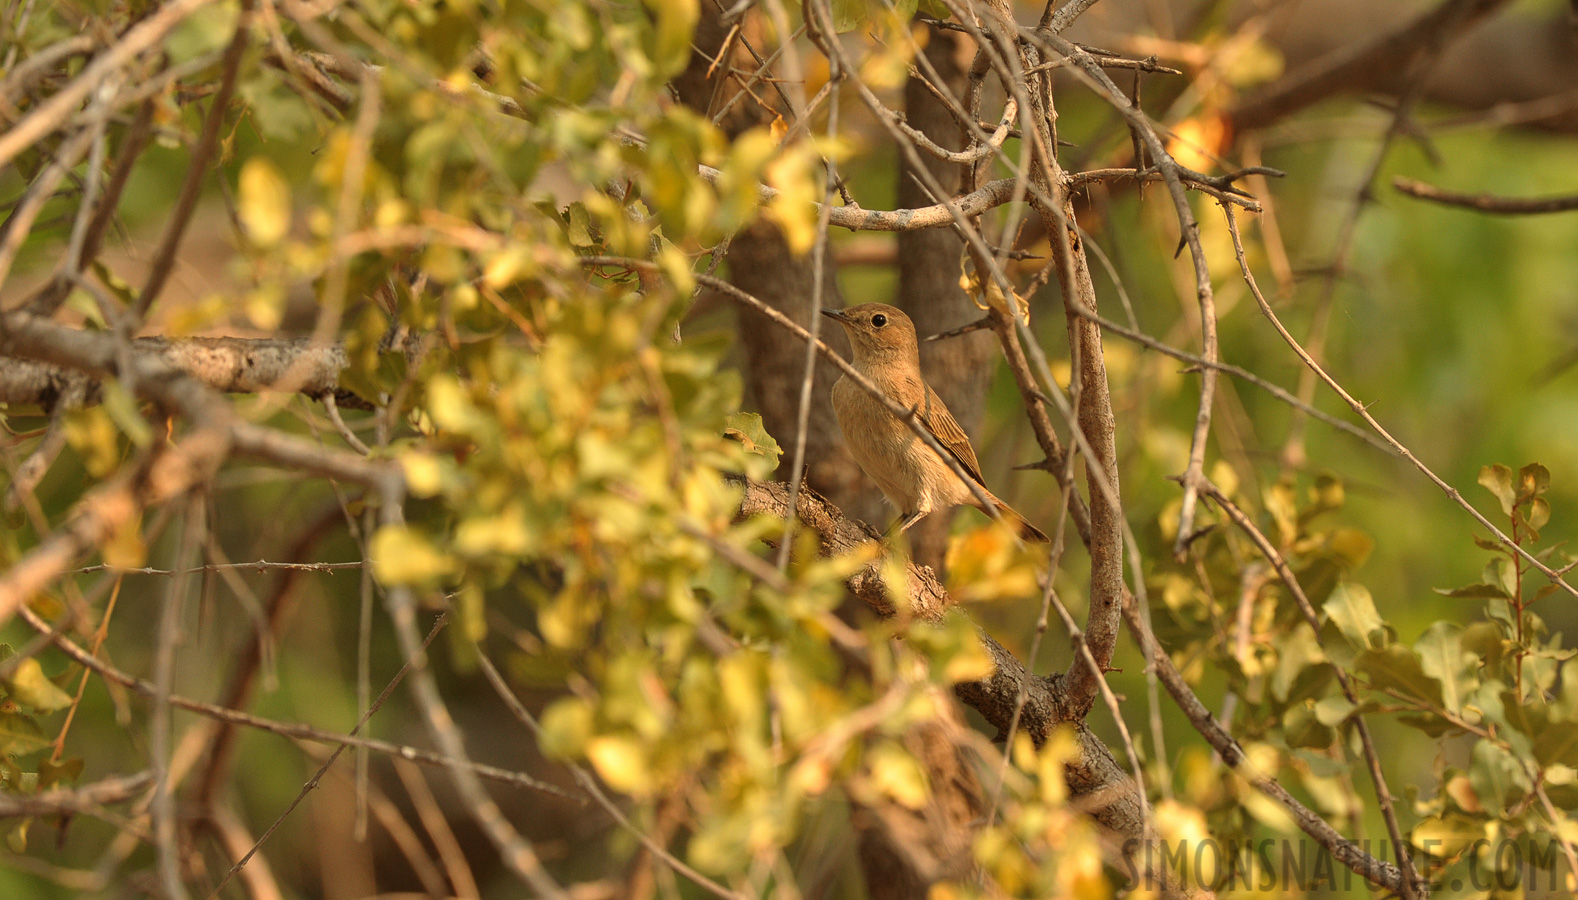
[537,697,594,759]
[959,254,1028,322]
[5,658,73,712]
[454,509,533,557]
[370,525,455,586]
[789,756,833,797]
[765,146,819,255]
[399,451,445,498]
[62,407,121,478]
[944,524,1040,603]
[942,634,995,684]
[238,157,292,247]
[1166,113,1229,174]
[245,286,285,331]
[1154,798,1210,847]
[483,245,533,289]
[1222,37,1283,89]
[587,735,652,795]
[1208,459,1239,498]
[868,743,930,810]
[102,516,147,570]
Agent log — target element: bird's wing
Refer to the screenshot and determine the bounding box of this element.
[916,381,985,486]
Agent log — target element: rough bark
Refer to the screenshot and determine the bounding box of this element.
[853,32,1006,898]
[675,3,884,527]
[734,478,1146,842]
[0,336,351,408]
[897,28,999,577]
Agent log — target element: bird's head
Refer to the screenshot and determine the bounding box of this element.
[820,303,919,369]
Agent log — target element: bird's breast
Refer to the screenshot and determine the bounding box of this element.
[830,374,970,514]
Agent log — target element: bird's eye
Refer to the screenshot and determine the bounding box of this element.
[871,314,887,328]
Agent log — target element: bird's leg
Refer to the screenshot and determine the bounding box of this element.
[880,511,924,554]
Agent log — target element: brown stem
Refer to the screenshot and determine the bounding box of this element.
[1393,176,1578,214]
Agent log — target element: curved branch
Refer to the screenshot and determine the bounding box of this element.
[1393,176,1578,214]
[14,603,572,799]
[0,0,221,171]
[733,478,1146,840]
[1117,586,1405,891]
[1229,0,1513,132]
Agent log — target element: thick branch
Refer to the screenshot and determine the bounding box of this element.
[0,337,351,408]
[1229,0,1513,132]
[0,314,386,485]
[733,478,1145,840]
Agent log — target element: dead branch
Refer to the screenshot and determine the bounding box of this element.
[1229,0,1513,132]
[0,337,352,409]
[1393,176,1578,214]
[733,477,1147,841]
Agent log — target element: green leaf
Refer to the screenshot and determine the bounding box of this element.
[1271,623,1329,703]
[1516,462,1550,504]
[1282,702,1334,749]
[1468,738,1529,812]
[829,0,869,32]
[724,412,783,466]
[1433,583,1510,600]
[1416,623,1478,715]
[1478,464,1515,517]
[1323,583,1387,650]
[1460,621,1505,673]
[369,525,456,586]
[1357,644,1443,708]
[1526,497,1551,532]
[1484,557,1516,598]
[1471,534,1509,555]
[166,1,239,65]
[101,380,153,448]
[0,713,49,757]
[38,757,83,790]
[641,0,699,78]
[1533,720,1578,767]
[4,659,73,712]
[1314,695,1357,726]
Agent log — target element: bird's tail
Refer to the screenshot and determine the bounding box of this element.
[992,497,1050,543]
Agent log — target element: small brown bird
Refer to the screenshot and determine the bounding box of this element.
[822,303,1049,543]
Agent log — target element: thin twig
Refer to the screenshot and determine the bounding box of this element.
[1393,176,1578,214]
[1196,477,1419,896]
[472,650,747,900]
[1223,205,1578,601]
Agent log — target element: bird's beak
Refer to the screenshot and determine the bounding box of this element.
[820,308,848,323]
